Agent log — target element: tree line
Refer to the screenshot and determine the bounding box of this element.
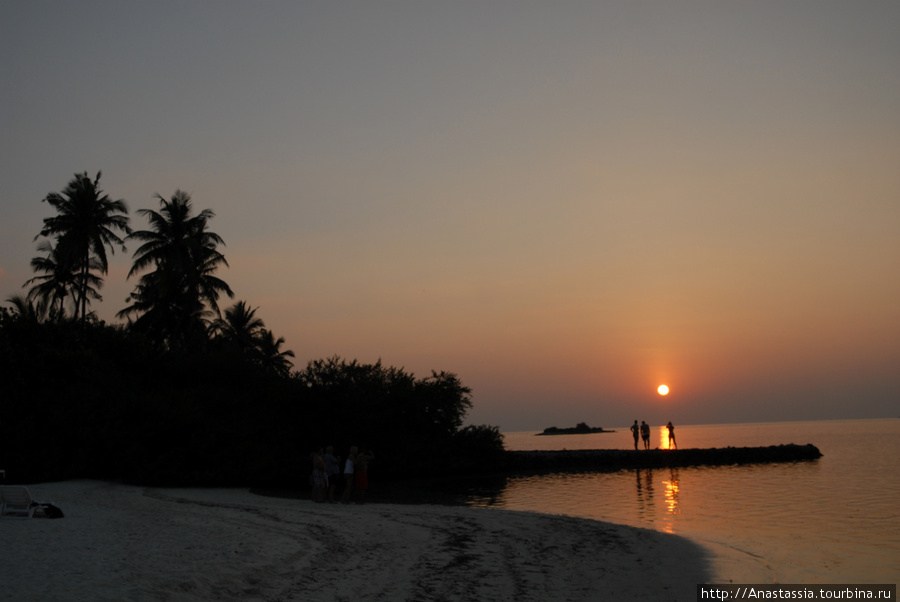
[14,171,291,369]
[2,172,504,486]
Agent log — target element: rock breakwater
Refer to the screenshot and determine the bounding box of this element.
[503,444,822,473]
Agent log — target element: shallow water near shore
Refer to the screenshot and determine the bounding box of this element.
[479,418,900,584]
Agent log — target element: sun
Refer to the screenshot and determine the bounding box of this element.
[657,384,670,396]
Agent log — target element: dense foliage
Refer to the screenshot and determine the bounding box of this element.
[2,172,505,487]
[0,317,505,487]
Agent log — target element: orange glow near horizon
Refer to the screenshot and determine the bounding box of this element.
[660,426,671,450]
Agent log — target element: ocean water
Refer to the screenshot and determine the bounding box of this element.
[472,418,900,584]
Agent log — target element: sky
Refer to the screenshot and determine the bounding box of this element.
[2,2,898,431]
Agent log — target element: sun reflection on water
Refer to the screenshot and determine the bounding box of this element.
[485,419,899,583]
[663,470,680,515]
[658,469,681,533]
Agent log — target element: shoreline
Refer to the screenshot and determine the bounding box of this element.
[8,480,713,601]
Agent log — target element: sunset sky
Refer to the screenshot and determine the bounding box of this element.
[2,2,898,431]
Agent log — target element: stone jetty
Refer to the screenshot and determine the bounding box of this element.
[502,444,822,473]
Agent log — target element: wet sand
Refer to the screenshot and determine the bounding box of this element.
[6,480,712,601]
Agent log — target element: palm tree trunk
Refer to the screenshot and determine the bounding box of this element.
[79,248,89,321]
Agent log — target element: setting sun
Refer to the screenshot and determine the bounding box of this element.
[658,385,670,396]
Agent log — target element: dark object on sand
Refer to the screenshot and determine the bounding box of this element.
[33,502,65,518]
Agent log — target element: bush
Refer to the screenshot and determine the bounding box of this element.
[0,321,504,486]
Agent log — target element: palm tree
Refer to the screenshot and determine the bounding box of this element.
[213,300,266,353]
[4,294,46,324]
[257,329,295,377]
[119,190,233,346]
[212,301,294,374]
[37,172,129,321]
[24,240,77,321]
[24,240,103,321]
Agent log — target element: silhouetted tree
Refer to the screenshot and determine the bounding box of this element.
[256,328,295,376]
[211,301,295,375]
[3,294,45,324]
[36,171,129,321]
[295,357,478,473]
[25,240,101,321]
[119,191,232,347]
[212,300,265,353]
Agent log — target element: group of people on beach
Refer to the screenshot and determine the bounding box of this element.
[630,420,677,450]
[310,445,374,504]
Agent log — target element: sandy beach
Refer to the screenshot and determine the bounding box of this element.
[6,480,712,601]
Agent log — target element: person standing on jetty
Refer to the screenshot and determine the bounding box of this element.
[666,422,677,449]
[341,446,358,504]
[630,420,640,450]
[640,421,651,450]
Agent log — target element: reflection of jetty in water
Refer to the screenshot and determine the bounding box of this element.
[503,444,821,474]
[633,467,681,532]
[634,468,655,521]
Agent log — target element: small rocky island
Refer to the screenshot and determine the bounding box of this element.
[537,422,614,436]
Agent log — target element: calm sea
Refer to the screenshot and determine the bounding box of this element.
[473,418,899,584]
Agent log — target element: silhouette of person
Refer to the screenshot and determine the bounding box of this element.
[324,445,340,502]
[311,448,327,502]
[630,420,640,450]
[640,421,651,450]
[341,446,358,504]
[666,422,677,449]
[354,449,374,504]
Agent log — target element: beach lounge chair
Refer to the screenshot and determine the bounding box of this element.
[0,485,37,518]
